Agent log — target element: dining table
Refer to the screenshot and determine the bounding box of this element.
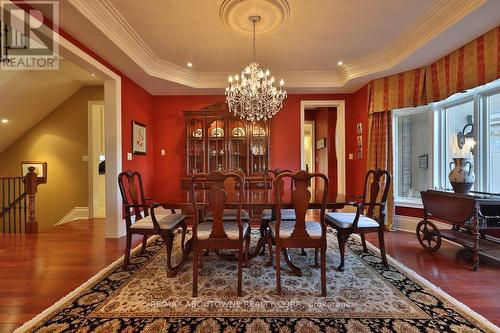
[158,188,350,276]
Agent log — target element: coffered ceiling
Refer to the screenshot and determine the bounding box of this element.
[35,0,500,94]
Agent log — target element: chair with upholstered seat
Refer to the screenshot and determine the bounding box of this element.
[267,170,329,296]
[325,169,391,271]
[118,170,187,276]
[190,171,251,297]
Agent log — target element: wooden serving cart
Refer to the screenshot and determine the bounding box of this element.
[417,190,500,271]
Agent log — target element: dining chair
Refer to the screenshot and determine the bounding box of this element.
[267,170,329,296]
[118,170,187,276]
[190,171,251,297]
[260,168,296,255]
[204,168,250,223]
[325,169,391,271]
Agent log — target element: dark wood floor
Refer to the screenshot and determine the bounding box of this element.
[0,220,499,332]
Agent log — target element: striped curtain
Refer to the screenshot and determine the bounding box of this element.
[367,68,426,114]
[426,26,500,103]
[367,111,394,230]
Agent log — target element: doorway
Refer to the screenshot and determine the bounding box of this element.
[300,100,346,195]
[304,121,315,192]
[88,101,106,218]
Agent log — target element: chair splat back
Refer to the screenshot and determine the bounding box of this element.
[361,169,391,220]
[265,168,292,192]
[190,171,245,240]
[118,170,148,221]
[276,170,329,238]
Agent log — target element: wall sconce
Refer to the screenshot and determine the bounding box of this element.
[457,115,476,153]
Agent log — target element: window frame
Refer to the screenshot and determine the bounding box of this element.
[392,105,434,208]
[392,78,500,208]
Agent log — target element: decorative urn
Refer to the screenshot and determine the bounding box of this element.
[448,157,475,194]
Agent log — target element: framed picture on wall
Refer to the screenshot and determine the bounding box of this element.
[21,161,47,183]
[419,154,428,168]
[316,138,326,149]
[356,123,363,135]
[357,135,363,147]
[132,121,147,155]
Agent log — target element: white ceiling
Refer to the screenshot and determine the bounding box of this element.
[31,0,500,94]
[0,60,103,153]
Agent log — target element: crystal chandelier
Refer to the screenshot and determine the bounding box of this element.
[225,15,287,121]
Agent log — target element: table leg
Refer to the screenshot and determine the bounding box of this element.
[472,207,480,271]
[166,238,193,277]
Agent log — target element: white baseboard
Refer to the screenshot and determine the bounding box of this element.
[55,207,89,226]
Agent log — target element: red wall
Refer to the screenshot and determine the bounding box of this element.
[345,85,369,197]
[152,93,369,201]
[121,79,156,195]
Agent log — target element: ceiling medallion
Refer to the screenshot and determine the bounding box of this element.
[219,0,290,36]
[225,15,287,121]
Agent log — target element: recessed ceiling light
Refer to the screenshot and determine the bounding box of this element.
[187,62,193,68]
[91,73,96,77]
[337,61,343,66]
[1,119,8,124]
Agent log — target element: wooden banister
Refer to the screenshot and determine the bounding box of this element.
[0,167,41,234]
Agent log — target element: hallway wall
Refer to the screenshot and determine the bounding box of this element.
[0,86,104,230]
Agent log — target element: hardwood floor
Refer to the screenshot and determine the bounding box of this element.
[0,219,499,332]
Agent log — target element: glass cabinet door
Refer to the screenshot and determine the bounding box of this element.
[249,121,269,176]
[186,118,205,174]
[228,119,247,172]
[207,118,227,172]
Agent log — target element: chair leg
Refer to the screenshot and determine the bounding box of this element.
[180,223,187,252]
[314,248,320,268]
[244,233,250,266]
[140,235,148,255]
[123,233,132,269]
[378,228,389,268]
[276,245,282,295]
[259,223,267,255]
[337,230,347,272]
[266,230,274,267]
[192,243,198,297]
[321,245,327,297]
[360,233,368,253]
[238,244,243,296]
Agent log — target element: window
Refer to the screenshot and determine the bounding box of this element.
[393,79,500,207]
[487,91,500,193]
[393,108,432,203]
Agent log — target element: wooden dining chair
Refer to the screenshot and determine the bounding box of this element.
[204,169,250,223]
[190,171,251,297]
[260,169,296,255]
[118,170,187,276]
[325,169,391,271]
[267,170,329,296]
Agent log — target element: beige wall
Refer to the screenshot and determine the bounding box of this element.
[0,86,104,231]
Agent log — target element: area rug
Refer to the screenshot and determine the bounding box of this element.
[15,230,500,333]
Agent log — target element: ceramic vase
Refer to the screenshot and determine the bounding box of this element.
[448,157,475,194]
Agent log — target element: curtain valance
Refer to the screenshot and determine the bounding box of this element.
[368,26,499,113]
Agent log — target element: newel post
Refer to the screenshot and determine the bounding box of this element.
[25,167,38,234]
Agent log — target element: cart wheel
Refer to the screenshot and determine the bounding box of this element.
[416,220,442,252]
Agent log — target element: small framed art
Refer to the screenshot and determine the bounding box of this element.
[132,121,147,155]
[21,161,47,183]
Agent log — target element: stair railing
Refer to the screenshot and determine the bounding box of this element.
[1,167,39,234]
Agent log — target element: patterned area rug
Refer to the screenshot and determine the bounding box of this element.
[16,230,499,333]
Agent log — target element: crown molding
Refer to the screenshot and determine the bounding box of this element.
[68,0,485,90]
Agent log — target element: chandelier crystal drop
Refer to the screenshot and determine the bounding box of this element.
[225,15,287,121]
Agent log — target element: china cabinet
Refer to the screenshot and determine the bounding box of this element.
[181,102,270,189]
